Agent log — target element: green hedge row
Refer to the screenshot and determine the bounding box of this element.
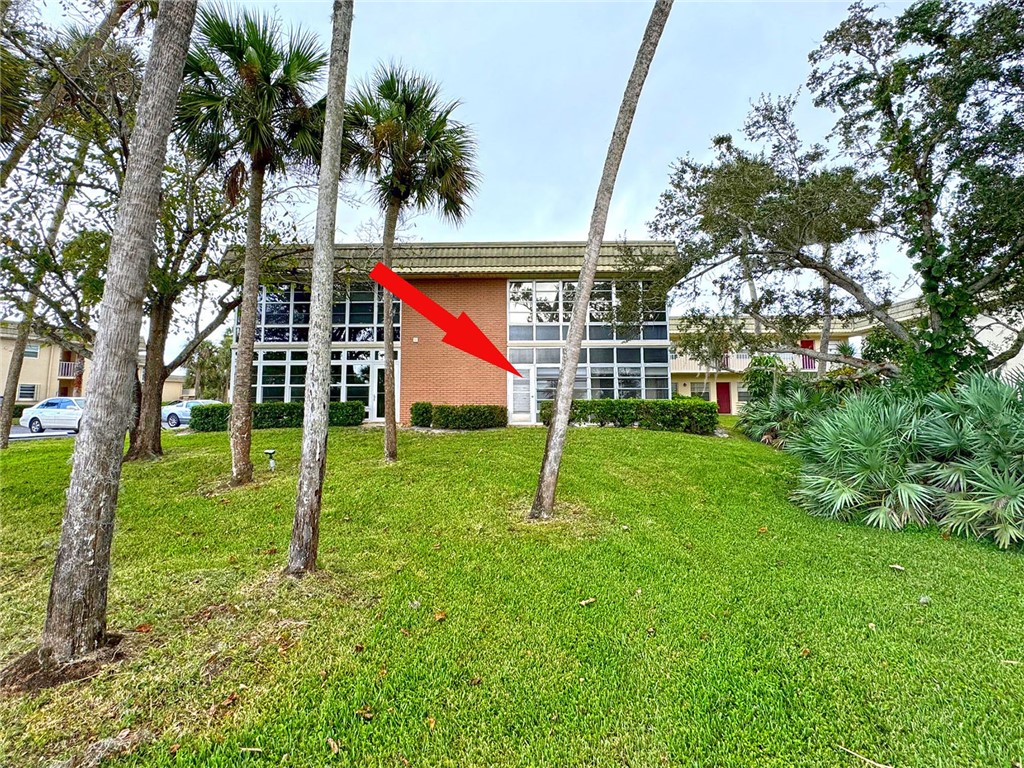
[412,402,508,430]
[539,398,718,435]
[12,404,30,418]
[190,401,365,432]
[410,402,433,428]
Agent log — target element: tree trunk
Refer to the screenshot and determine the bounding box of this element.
[229,160,266,486]
[381,198,400,463]
[0,135,90,448]
[125,296,172,460]
[287,0,354,577]
[530,0,673,519]
[818,250,833,377]
[0,0,134,188]
[38,0,196,666]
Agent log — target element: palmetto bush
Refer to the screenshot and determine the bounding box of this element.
[786,372,1024,548]
[737,385,840,448]
[917,372,1024,548]
[788,390,937,530]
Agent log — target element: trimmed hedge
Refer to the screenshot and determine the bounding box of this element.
[539,398,718,435]
[410,401,433,428]
[12,403,31,418]
[190,400,365,432]
[430,404,508,430]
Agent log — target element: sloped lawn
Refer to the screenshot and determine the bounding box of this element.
[1,426,1022,767]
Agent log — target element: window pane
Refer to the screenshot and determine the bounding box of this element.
[642,324,668,340]
[292,303,310,325]
[263,351,286,361]
[536,325,560,340]
[264,303,289,325]
[291,328,308,342]
[588,325,613,340]
[589,348,614,364]
[264,327,288,342]
[508,348,533,364]
[348,350,370,360]
[509,325,533,341]
[643,347,669,363]
[291,351,308,361]
[349,327,375,343]
[290,366,306,385]
[589,281,612,322]
[262,386,285,402]
[591,366,614,399]
[290,386,305,402]
[536,348,560,363]
[562,282,577,322]
[347,364,370,385]
[535,282,559,323]
[350,303,373,324]
[262,365,286,385]
[346,385,369,406]
[616,348,641,363]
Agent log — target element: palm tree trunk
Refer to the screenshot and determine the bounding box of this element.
[126,296,172,460]
[381,198,400,463]
[38,0,196,666]
[287,0,354,577]
[0,135,90,448]
[530,0,672,519]
[0,0,135,188]
[229,159,266,486]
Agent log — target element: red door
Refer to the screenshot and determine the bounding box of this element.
[716,382,732,414]
[799,339,815,370]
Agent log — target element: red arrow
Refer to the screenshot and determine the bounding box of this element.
[369,262,522,377]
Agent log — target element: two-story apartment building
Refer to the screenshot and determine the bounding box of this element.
[235,241,675,425]
[0,321,187,406]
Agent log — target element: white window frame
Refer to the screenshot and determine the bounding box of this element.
[24,343,40,359]
[17,384,37,400]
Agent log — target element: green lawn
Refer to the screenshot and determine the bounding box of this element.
[1,427,1022,767]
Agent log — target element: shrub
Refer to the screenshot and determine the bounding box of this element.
[917,372,1024,548]
[329,401,366,427]
[190,403,231,432]
[12,403,31,418]
[743,355,789,401]
[410,401,433,428]
[737,385,841,447]
[431,404,507,430]
[539,398,717,435]
[190,400,365,432]
[788,390,934,531]
[785,372,1024,549]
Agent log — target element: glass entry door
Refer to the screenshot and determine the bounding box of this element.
[375,367,386,420]
[510,366,534,424]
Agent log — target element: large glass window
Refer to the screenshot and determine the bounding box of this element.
[507,279,667,342]
[253,282,400,343]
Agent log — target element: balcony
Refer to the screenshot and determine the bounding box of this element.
[670,351,819,374]
[58,361,78,379]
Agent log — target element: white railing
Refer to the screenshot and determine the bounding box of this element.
[670,351,820,374]
[58,361,77,378]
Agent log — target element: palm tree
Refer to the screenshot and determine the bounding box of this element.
[287,0,354,577]
[342,64,479,462]
[176,5,327,486]
[530,0,673,519]
[38,0,197,666]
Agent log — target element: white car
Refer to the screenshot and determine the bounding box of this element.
[19,397,85,433]
[162,399,221,428]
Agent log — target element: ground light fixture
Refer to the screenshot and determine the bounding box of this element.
[263,449,276,471]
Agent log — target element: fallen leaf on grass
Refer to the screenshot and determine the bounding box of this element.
[469,677,482,686]
[433,611,447,622]
[327,737,339,754]
[378,665,388,678]
[355,705,374,721]
[169,744,180,756]
[432,542,442,550]
[757,526,768,534]
[263,547,279,555]
[426,716,436,731]
[353,644,365,654]
[646,626,656,637]
[800,647,811,658]
[579,597,596,607]
[134,623,153,633]
[399,628,411,637]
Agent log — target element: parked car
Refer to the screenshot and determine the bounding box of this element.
[162,399,221,428]
[19,397,85,433]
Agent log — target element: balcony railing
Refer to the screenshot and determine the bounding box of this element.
[58,361,77,378]
[670,351,821,374]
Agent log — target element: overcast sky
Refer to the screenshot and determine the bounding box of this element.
[278,0,864,243]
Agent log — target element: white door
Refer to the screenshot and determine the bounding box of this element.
[509,366,534,424]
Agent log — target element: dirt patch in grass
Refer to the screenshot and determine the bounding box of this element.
[0,634,126,695]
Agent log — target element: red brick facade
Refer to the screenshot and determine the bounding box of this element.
[398,278,508,423]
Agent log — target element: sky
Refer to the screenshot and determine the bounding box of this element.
[40,0,919,361]
[274,0,863,243]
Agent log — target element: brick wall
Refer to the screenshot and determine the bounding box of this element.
[399,277,508,423]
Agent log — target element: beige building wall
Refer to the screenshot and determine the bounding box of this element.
[0,332,92,403]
